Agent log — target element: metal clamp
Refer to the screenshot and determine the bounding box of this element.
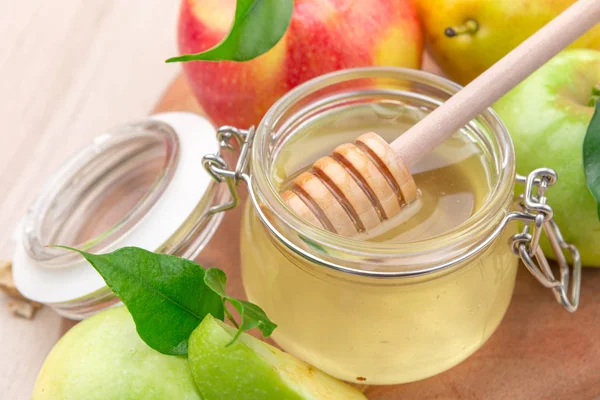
[509,168,581,312]
[202,126,254,214]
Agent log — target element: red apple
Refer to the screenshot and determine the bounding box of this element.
[178,0,423,128]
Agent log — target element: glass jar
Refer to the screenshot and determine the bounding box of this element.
[12,67,580,385]
[228,68,581,384]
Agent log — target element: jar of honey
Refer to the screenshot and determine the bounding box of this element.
[12,67,580,385]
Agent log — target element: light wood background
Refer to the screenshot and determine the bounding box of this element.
[0,1,180,398]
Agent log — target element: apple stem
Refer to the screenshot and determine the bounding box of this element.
[445,19,479,38]
[589,83,600,106]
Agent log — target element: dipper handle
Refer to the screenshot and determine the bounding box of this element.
[281,0,600,237]
[391,0,600,168]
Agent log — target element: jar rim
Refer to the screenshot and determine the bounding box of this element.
[21,120,180,267]
[250,67,516,277]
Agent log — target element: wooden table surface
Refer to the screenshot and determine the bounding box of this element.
[3,2,600,400]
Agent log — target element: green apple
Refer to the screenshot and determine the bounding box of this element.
[494,49,600,266]
[32,306,201,400]
[188,314,366,400]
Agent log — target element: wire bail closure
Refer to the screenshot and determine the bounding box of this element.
[509,168,581,312]
[202,126,254,215]
[203,127,581,312]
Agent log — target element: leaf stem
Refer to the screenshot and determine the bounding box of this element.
[224,305,240,329]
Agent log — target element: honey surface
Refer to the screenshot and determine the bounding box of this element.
[273,101,492,242]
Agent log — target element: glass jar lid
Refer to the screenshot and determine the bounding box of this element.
[12,112,225,310]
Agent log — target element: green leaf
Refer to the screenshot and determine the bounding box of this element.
[166,0,293,63]
[60,246,224,356]
[204,268,277,344]
[583,101,600,221]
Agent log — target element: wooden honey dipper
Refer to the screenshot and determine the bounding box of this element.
[282,0,600,237]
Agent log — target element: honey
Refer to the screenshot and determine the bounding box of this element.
[239,68,519,385]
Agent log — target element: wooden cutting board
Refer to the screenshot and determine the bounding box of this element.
[147,74,600,400]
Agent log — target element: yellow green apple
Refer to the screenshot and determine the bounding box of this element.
[188,314,366,400]
[178,0,423,128]
[417,0,600,84]
[494,49,600,265]
[31,306,201,400]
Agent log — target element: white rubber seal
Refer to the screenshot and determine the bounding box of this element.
[13,112,217,304]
